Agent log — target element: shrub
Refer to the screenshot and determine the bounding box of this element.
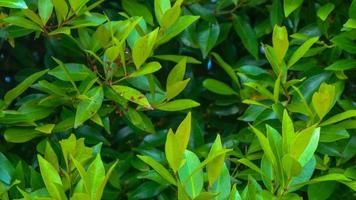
[0,0,355,199]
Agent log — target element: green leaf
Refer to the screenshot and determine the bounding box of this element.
[211,52,240,88]
[343,18,356,29]
[325,59,356,71]
[320,110,356,126]
[229,184,242,200]
[207,135,225,187]
[350,0,356,19]
[282,110,295,154]
[317,3,335,21]
[156,99,200,111]
[4,127,41,143]
[284,0,303,17]
[198,21,220,58]
[37,155,66,200]
[68,13,106,28]
[157,15,199,45]
[211,164,231,200]
[161,0,183,29]
[122,0,153,25]
[291,126,320,166]
[49,63,91,81]
[249,125,277,166]
[178,150,203,199]
[4,69,48,106]
[165,129,182,172]
[35,124,55,134]
[74,86,104,128]
[154,55,201,64]
[87,155,105,199]
[287,37,319,68]
[137,155,177,185]
[3,16,42,31]
[203,79,237,95]
[51,0,68,23]
[312,83,335,120]
[176,112,192,156]
[132,28,159,69]
[233,15,258,59]
[38,0,53,24]
[272,25,289,63]
[111,85,151,109]
[96,160,118,199]
[67,0,89,13]
[154,0,171,25]
[166,79,190,100]
[0,0,27,8]
[129,62,162,78]
[166,57,187,87]
[282,154,302,179]
[0,153,15,185]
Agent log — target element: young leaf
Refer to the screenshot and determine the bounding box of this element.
[203,79,237,95]
[154,0,171,25]
[87,155,105,199]
[207,135,225,187]
[0,0,27,9]
[161,0,183,29]
[4,69,48,106]
[282,154,302,179]
[137,155,177,185]
[312,83,335,120]
[157,15,200,45]
[129,62,162,78]
[287,37,319,68]
[132,28,159,69]
[249,125,277,166]
[156,99,200,111]
[176,112,192,155]
[166,57,187,87]
[51,0,68,23]
[284,0,303,17]
[154,55,201,64]
[178,150,203,199]
[37,155,66,199]
[74,86,104,128]
[111,85,151,109]
[165,129,182,173]
[272,25,289,63]
[38,0,53,24]
[211,164,231,200]
[317,3,335,21]
[320,110,356,126]
[166,79,190,100]
[291,126,320,166]
[282,110,295,154]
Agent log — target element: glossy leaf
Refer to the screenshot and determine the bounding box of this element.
[132,28,159,68]
[74,86,104,128]
[178,150,203,199]
[111,85,151,109]
[137,155,177,185]
[155,99,200,111]
[4,69,48,106]
[203,79,237,95]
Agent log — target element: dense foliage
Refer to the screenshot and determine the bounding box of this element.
[1,0,356,199]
